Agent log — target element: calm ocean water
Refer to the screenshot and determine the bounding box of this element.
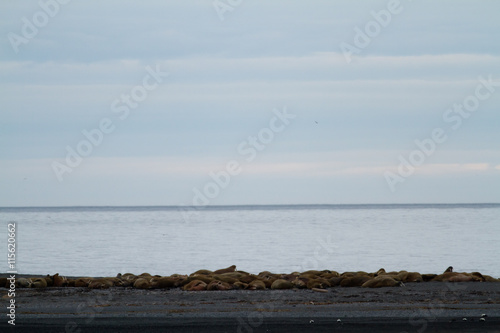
[1,204,499,278]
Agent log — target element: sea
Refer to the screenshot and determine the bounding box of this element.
[1,204,499,278]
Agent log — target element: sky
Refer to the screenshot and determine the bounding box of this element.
[0,0,499,206]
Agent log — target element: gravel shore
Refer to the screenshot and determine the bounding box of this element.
[2,279,499,332]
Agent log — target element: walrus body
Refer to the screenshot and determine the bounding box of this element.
[183,280,207,291]
[362,276,402,288]
[271,279,294,290]
[32,278,47,288]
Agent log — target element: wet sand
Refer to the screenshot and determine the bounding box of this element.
[2,279,499,332]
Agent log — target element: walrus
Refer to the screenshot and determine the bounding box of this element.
[247,279,266,290]
[319,272,339,279]
[207,280,232,291]
[422,273,437,282]
[32,278,47,288]
[292,278,307,289]
[232,281,248,289]
[52,273,68,287]
[444,266,453,273]
[16,278,32,288]
[362,276,403,288]
[117,273,136,280]
[220,272,255,284]
[432,272,473,282]
[171,275,189,287]
[307,278,331,289]
[186,275,214,285]
[190,269,213,276]
[74,278,93,288]
[88,278,114,289]
[301,270,323,276]
[213,265,236,275]
[183,280,207,291]
[271,279,294,290]
[328,276,344,287]
[481,275,500,282]
[150,276,180,289]
[258,271,278,278]
[340,275,371,287]
[446,274,474,282]
[257,273,277,288]
[133,278,151,289]
[43,275,54,287]
[398,271,423,283]
[213,275,239,284]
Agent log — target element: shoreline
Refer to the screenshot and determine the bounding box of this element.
[2,281,499,332]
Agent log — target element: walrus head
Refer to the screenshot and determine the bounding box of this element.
[444,266,453,273]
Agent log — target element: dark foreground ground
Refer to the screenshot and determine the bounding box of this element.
[1,279,499,332]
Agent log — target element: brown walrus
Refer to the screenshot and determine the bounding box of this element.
[16,278,32,288]
[306,277,331,289]
[52,273,68,287]
[292,278,307,289]
[206,280,232,291]
[32,278,47,288]
[271,279,294,290]
[43,275,54,287]
[133,278,151,289]
[213,265,237,275]
[422,273,437,282]
[213,275,239,284]
[183,280,207,291]
[328,276,344,287]
[88,278,114,289]
[74,278,93,288]
[220,272,255,284]
[340,275,371,287]
[150,276,179,289]
[232,282,248,289]
[432,272,474,282]
[190,269,213,276]
[362,276,402,288]
[186,275,214,285]
[247,279,266,290]
[398,271,423,283]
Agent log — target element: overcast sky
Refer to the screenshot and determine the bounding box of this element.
[1,0,499,206]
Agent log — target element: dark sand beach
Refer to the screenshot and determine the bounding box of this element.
[2,275,499,332]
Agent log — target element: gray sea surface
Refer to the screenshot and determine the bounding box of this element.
[1,204,499,277]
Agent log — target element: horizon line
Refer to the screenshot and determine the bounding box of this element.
[1,203,499,209]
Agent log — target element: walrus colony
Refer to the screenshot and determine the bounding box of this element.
[2,266,499,291]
